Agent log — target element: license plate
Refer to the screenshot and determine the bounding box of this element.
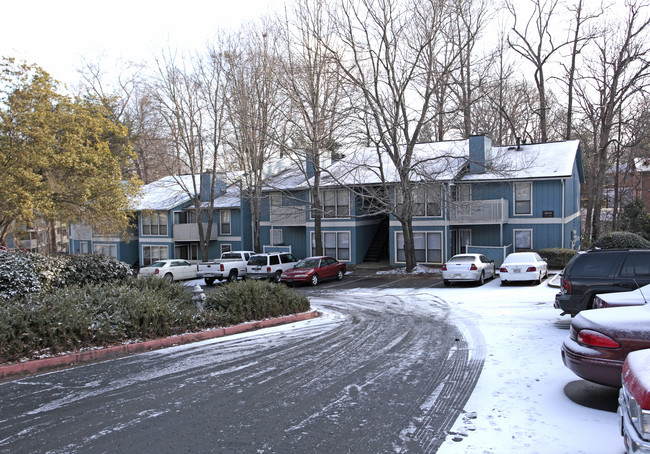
[514,269,521,273]
[454,274,462,278]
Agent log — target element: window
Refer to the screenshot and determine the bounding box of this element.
[280,253,298,264]
[396,231,442,264]
[451,184,471,202]
[271,228,283,246]
[269,192,282,207]
[514,182,532,215]
[620,252,650,277]
[270,255,280,266]
[142,212,168,236]
[143,245,169,266]
[220,210,231,235]
[221,244,232,255]
[80,241,89,254]
[396,184,442,217]
[173,210,197,224]
[93,244,117,258]
[317,189,349,218]
[514,229,532,251]
[174,244,198,261]
[311,231,350,261]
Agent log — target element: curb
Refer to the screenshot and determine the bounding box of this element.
[0,310,320,381]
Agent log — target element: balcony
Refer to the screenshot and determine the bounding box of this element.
[172,223,220,241]
[449,199,509,224]
[270,206,307,226]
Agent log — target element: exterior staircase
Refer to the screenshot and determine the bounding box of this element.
[364,219,389,262]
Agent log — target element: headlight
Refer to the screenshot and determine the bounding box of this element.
[625,386,650,440]
[293,274,308,278]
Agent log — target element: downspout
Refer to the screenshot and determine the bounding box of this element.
[561,178,566,247]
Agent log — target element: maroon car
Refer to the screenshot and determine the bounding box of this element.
[279,256,346,286]
[619,349,650,453]
[562,304,650,388]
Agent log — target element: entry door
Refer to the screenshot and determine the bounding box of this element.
[451,230,471,255]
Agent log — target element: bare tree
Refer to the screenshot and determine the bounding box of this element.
[152,47,229,260]
[326,0,459,271]
[275,0,352,256]
[506,0,570,143]
[574,0,650,242]
[225,22,287,253]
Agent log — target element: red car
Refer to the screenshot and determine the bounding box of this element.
[562,304,650,388]
[280,256,346,286]
[619,349,650,453]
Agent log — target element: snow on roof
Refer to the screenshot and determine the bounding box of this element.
[636,157,650,172]
[301,138,581,188]
[208,184,241,209]
[132,175,197,211]
[461,140,581,182]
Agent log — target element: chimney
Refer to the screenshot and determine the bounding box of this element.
[468,135,492,174]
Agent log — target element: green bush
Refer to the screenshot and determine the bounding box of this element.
[61,254,133,287]
[0,277,311,363]
[536,248,579,269]
[592,231,650,249]
[204,279,310,325]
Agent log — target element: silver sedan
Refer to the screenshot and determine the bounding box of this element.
[442,253,496,286]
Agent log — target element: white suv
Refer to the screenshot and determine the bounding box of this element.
[246,253,299,282]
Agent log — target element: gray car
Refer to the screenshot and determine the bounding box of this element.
[442,253,495,286]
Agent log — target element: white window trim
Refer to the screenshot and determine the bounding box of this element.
[220,243,232,254]
[513,228,533,251]
[513,182,533,216]
[142,245,170,266]
[93,243,117,258]
[310,230,351,262]
[141,211,168,236]
[394,230,443,265]
[310,189,351,219]
[271,228,283,246]
[397,184,444,218]
[220,209,231,235]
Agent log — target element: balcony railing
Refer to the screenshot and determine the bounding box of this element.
[269,206,307,226]
[172,223,220,241]
[449,199,509,224]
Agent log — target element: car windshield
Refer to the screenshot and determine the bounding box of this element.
[248,256,267,266]
[295,258,320,268]
[222,253,241,260]
[449,256,474,263]
[146,261,167,268]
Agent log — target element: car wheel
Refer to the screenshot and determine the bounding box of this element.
[204,278,215,286]
[443,279,450,287]
[310,274,319,286]
[164,273,174,282]
[337,269,344,281]
[273,271,282,283]
[227,270,238,283]
[477,272,485,285]
[500,280,507,286]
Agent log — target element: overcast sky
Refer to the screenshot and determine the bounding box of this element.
[0,0,278,86]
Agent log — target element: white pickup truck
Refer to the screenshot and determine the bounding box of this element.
[197,251,256,285]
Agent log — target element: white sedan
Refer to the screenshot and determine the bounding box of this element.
[137,259,197,281]
[442,253,496,286]
[499,252,548,285]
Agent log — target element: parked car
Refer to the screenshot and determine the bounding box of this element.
[441,253,495,286]
[137,259,197,281]
[555,249,650,316]
[561,304,650,388]
[593,283,650,309]
[246,252,299,282]
[498,252,548,285]
[280,256,346,286]
[618,348,650,453]
[197,251,256,285]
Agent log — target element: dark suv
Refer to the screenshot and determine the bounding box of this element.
[554,249,650,316]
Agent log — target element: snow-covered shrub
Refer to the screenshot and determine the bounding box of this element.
[592,231,650,249]
[204,279,310,324]
[0,250,68,300]
[62,254,132,287]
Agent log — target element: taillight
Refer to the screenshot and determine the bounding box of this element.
[220,264,225,271]
[562,278,572,294]
[154,268,160,275]
[577,329,620,348]
[267,266,272,272]
[526,266,537,272]
[470,264,478,271]
[442,264,447,271]
[499,267,507,273]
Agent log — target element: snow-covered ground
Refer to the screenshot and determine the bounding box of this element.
[183,275,624,453]
[389,278,623,454]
